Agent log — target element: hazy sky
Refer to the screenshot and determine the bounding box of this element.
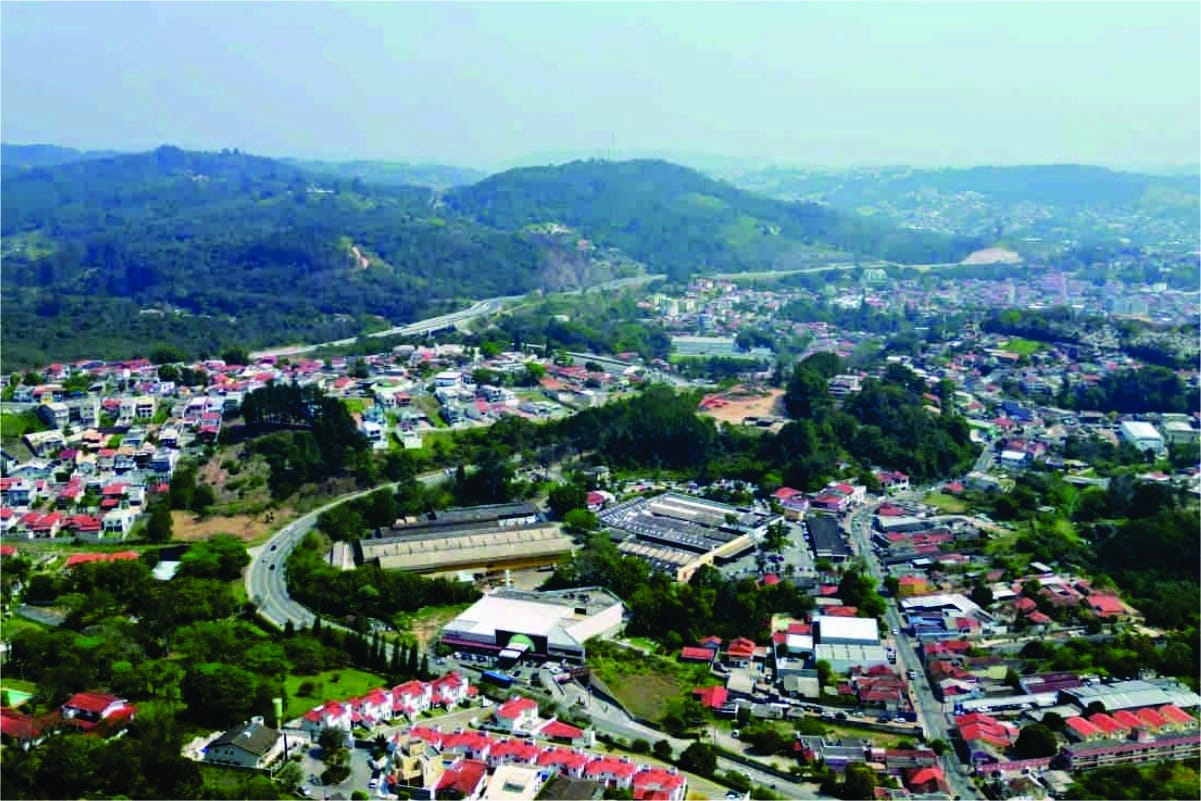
[3,1,1198,170]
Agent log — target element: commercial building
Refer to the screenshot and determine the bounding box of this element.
[356,503,573,577]
[1118,421,1165,455]
[814,615,886,672]
[599,492,773,582]
[805,516,853,563]
[440,587,624,663]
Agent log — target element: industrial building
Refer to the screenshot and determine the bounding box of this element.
[805,516,853,563]
[1118,421,1165,455]
[356,503,573,577]
[440,587,624,664]
[814,615,887,672]
[598,492,775,582]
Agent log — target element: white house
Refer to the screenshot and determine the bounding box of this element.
[493,696,539,733]
[205,718,285,770]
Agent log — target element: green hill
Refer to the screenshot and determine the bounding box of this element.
[0,147,633,368]
[446,158,983,280]
[2,148,982,368]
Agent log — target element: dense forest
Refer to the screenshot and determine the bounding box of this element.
[447,159,983,282]
[1,148,980,369]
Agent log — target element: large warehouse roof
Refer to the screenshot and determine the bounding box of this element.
[362,524,572,573]
[443,588,624,646]
[817,615,880,645]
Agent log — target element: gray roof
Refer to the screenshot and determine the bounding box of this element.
[211,720,280,757]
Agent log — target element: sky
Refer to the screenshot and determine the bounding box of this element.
[2,1,1199,171]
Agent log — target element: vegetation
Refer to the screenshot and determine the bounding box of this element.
[1064,761,1201,800]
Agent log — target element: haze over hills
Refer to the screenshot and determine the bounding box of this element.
[724,164,1201,248]
[0,145,979,368]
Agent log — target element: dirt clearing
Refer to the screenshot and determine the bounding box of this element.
[170,510,283,544]
[697,386,787,426]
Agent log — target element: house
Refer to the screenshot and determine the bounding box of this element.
[537,747,591,778]
[205,718,285,769]
[631,767,687,801]
[583,755,639,790]
[692,685,729,711]
[0,708,51,750]
[679,646,715,664]
[429,672,470,708]
[301,700,353,734]
[392,680,432,720]
[60,692,134,731]
[494,696,539,733]
[441,730,495,762]
[435,758,488,801]
[488,737,542,768]
[904,766,948,794]
[726,637,757,666]
[540,775,604,801]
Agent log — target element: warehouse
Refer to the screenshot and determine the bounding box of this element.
[806,516,853,563]
[598,492,774,582]
[440,587,624,663]
[356,503,572,576]
[814,615,886,672]
[1118,421,1165,456]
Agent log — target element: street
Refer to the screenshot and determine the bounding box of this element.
[845,497,978,800]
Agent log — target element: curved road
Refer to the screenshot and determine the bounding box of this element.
[245,472,447,629]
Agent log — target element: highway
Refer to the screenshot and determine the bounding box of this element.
[248,273,667,360]
[845,497,978,800]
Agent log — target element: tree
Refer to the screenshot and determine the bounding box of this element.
[563,508,599,533]
[816,660,833,688]
[652,739,673,761]
[1013,723,1059,758]
[144,500,173,543]
[630,738,651,754]
[275,760,304,793]
[190,483,217,514]
[678,741,717,777]
[843,763,877,800]
[319,726,350,758]
[969,582,994,610]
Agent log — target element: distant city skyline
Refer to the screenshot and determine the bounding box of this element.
[2,2,1198,171]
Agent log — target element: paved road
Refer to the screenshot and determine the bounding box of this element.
[249,274,666,360]
[245,472,448,630]
[846,497,978,800]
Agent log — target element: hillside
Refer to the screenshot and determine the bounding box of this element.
[282,158,487,190]
[1,143,126,176]
[2,149,985,368]
[446,159,983,280]
[0,147,636,368]
[724,164,1201,248]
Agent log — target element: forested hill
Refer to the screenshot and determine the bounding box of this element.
[0,147,635,368]
[281,158,487,190]
[446,159,984,279]
[3,148,982,367]
[1,143,126,176]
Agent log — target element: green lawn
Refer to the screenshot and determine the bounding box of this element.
[284,667,390,720]
[922,492,968,514]
[1001,338,1044,356]
[625,636,662,655]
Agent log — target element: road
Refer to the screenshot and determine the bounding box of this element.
[248,273,667,360]
[245,471,449,630]
[845,498,978,800]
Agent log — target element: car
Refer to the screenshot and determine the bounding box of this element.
[834,712,848,720]
[725,793,743,800]
[297,787,312,798]
[270,543,278,551]
[368,778,379,789]
[269,564,276,571]
[730,729,740,739]
[891,627,899,635]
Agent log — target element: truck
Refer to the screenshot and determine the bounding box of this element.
[481,670,516,689]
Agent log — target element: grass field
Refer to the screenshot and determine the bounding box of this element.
[588,641,712,722]
[284,667,389,720]
[922,491,968,514]
[1001,338,1044,356]
[406,603,472,650]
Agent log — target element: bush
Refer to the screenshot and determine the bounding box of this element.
[297,680,317,697]
[321,765,351,786]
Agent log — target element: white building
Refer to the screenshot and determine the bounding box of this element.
[1119,421,1165,455]
[204,718,285,770]
[814,615,887,672]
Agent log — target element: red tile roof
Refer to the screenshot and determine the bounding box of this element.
[692,685,728,710]
[539,719,583,739]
